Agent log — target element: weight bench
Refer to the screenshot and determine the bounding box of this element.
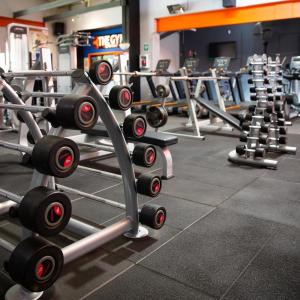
[73,124,178,179]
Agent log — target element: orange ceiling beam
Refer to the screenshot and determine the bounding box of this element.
[0,16,44,28]
[156,0,300,32]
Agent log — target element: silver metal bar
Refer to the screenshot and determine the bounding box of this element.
[63,218,131,264]
[78,165,123,180]
[66,218,99,237]
[162,131,206,140]
[0,200,17,215]
[171,76,230,81]
[0,139,32,154]
[0,103,51,113]
[0,189,22,203]
[0,238,15,252]
[77,141,114,153]
[228,150,278,169]
[2,70,74,78]
[24,92,67,98]
[14,0,81,18]
[179,68,204,139]
[44,0,122,22]
[81,78,139,235]
[56,184,126,210]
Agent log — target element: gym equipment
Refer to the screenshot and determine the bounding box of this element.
[122,115,147,139]
[2,236,64,292]
[57,31,91,93]
[0,62,169,299]
[283,56,300,118]
[0,187,71,237]
[163,69,237,139]
[229,54,296,169]
[0,94,99,131]
[108,85,133,110]
[132,144,157,168]
[0,135,79,177]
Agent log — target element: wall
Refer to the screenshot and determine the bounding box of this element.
[0,0,45,21]
[180,18,300,72]
[140,0,286,70]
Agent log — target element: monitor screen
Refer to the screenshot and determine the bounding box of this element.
[209,41,237,59]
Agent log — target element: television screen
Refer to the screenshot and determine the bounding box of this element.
[209,41,237,59]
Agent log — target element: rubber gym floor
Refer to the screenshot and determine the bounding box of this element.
[0,116,300,300]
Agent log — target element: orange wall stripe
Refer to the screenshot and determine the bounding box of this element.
[156,0,300,32]
[0,16,44,27]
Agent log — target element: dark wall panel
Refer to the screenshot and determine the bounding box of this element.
[180,18,300,72]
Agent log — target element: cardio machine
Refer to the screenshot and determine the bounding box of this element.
[283,56,300,118]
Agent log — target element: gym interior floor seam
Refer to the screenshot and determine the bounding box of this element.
[0,116,299,300]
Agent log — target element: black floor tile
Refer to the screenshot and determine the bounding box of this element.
[221,177,300,229]
[263,157,300,183]
[162,177,236,206]
[140,209,281,298]
[101,224,179,263]
[71,197,124,225]
[173,162,259,190]
[0,154,33,194]
[57,169,121,200]
[223,225,300,300]
[85,265,215,300]
[95,183,154,206]
[42,248,133,300]
[148,194,214,230]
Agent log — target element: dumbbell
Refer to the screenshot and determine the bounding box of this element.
[4,236,63,292]
[260,125,269,133]
[43,94,99,130]
[23,135,79,178]
[146,106,168,128]
[239,133,248,143]
[132,144,156,168]
[108,85,133,110]
[258,136,268,145]
[265,106,273,114]
[242,122,250,131]
[278,136,287,144]
[277,111,284,119]
[277,119,285,126]
[248,105,256,113]
[156,84,170,98]
[123,115,147,139]
[279,127,287,135]
[88,60,113,85]
[274,104,282,112]
[137,174,162,197]
[9,186,72,236]
[236,144,246,156]
[139,203,166,230]
[254,148,265,158]
[264,115,271,123]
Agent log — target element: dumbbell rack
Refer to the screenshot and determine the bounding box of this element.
[0,68,167,299]
[228,54,296,169]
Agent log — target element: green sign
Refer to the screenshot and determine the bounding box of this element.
[144,43,149,52]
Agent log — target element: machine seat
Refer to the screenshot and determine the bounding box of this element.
[82,124,178,147]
